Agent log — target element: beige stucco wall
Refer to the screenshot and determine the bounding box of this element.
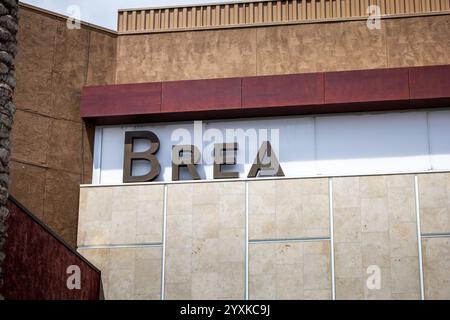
[12,5,117,246]
[115,14,450,84]
[78,172,450,300]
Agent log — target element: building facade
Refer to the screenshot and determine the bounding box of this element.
[11,1,450,300]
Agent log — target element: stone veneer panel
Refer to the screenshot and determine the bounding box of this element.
[165,182,245,299]
[79,247,162,300]
[418,173,450,235]
[422,238,450,300]
[249,241,331,300]
[333,175,420,300]
[249,179,329,240]
[78,185,164,246]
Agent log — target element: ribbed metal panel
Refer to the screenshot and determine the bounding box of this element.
[118,0,450,33]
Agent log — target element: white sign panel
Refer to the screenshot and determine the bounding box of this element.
[92,110,450,184]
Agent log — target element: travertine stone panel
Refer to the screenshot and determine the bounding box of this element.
[249,241,331,300]
[115,28,257,83]
[256,20,386,75]
[79,247,162,300]
[386,15,450,68]
[333,175,420,300]
[249,179,329,240]
[422,238,450,300]
[418,173,450,234]
[165,182,245,299]
[78,185,164,246]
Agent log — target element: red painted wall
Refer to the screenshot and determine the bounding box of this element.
[1,197,102,300]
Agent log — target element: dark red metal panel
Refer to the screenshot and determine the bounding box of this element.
[80,65,450,124]
[409,65,450,99]
[161,77,242,113]
[2,197,101,300]
[242,73,324,109]
[81,82,162,118]
[324,67,410,104]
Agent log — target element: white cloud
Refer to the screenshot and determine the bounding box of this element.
[22,0,229,30]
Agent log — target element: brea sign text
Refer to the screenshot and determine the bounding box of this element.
[123,131,284,183]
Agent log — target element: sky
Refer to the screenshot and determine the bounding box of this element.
[22,0,232,30]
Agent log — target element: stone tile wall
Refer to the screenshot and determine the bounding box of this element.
[78,173,450,300]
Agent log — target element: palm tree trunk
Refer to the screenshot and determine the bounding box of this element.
[0,0,18,300]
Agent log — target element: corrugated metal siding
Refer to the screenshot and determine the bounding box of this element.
[118,0,450,33]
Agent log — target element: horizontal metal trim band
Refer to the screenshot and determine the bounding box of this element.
[249,237,331,244]
[78,243,163,250]
[81,65,450,126]
[421,233,450,239]
[81,168,450,188]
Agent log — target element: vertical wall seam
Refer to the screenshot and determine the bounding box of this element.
[160,82,163,112]
[99,128,104,184]
[160,184,168,300]
[255,27,258,76]
[240,78,243,109]
[81,31,92,185]
[426,111,433,170]
[42,20,60,223]
[245,181,249,300]
[313,115,321,177]
[414,175,425,300]
[328,177,336,300]
[384,13,389,68]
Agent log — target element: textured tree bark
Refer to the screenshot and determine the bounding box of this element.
[0,0,18,300]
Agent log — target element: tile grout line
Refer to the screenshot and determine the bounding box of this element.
[161,184,168,300]
[92,127,103,185]
[414,175,425,300]
[329,177,336,300]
